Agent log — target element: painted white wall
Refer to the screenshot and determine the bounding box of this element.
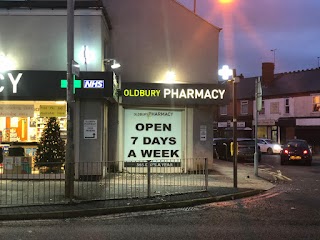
[104,0,220,83]
[254,95,320,121]
[254,98,290,121]
[0,9,108,72]
[294,95,316,117]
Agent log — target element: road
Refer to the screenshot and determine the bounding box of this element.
[1,155,320,240]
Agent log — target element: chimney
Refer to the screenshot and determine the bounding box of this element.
[262,62,274,87]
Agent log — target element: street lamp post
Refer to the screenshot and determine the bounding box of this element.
[66,0,75,200]
[254,77,262,176]
[218,65,239,188]
[231,69,238,188]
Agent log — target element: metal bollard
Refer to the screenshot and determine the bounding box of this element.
[147,160,151,198]
[205,158,208,191]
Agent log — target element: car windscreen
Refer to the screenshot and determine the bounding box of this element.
[285,141,308,148]
[238,140,255,146]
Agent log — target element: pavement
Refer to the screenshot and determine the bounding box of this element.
[0,159,276,221]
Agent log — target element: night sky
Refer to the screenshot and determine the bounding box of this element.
[177,0,320,78]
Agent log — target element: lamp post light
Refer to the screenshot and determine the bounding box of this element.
[104,59,121,70]
[219,65,239,188]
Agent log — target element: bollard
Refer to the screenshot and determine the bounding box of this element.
[205,158,208,191]
[147,160,151,198]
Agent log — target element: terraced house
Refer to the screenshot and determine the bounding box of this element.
[217,62,320,153]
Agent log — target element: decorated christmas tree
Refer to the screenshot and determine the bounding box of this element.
[34,117,66,173]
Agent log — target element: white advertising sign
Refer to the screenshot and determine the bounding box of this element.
[124,109,182,167]
[200,125,207,141]
[84,120,97,139]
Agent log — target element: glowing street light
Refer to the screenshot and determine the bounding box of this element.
[104,59,121,70]
[218,65,240,188]
[218,65,233,80]
[219,0,234,4]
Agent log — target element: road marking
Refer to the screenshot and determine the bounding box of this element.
[267,170,292,181]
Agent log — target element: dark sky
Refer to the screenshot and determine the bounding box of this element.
[177,0,320,78]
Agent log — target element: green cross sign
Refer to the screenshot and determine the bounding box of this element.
[60,76,82,93]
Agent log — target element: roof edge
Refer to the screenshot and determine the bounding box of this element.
[0,1,112,29]
[171,0,222,32]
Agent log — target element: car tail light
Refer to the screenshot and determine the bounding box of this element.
[284,149,289,154]
[303,150,308,154]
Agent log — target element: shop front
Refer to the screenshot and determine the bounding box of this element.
[257,119,279,142]
[0,70,117,177]
[119,82,230,172]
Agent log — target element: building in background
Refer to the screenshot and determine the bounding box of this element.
[217,62,320,153]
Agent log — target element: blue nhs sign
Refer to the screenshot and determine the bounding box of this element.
[83,80,104,88]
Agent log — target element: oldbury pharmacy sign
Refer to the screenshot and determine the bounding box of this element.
[121,82,230,105]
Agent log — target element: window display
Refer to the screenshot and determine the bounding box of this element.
[0,101,67,143]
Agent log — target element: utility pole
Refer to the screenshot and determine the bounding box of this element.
[232,69,238,188]
[193,0,197,14]
[271,49,277,65]
[254,77,262,176]
[65,0,75,201]
[318,57,320,68]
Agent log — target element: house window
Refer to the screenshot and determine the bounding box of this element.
[259,100,265,115]
[240,100,248,115]
[220,105,227,115]
[313,96,320,112]
[285,98,290,113]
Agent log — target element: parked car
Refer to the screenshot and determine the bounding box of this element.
[257,138,282,154]
[280,139,312,166]
[236,138,261,162]
[213,138,261,162]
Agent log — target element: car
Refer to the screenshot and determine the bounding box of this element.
[257,138,282,154]
[213,138,261,162]
[236,138,261,162]
[286,139,313,153]
[280,139,312,166]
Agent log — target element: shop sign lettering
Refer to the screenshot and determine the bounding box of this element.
[0,72,22,93]
[163,88,225,99]
[122,88,226,100]
[123,89,161,97]
[83,80,104,88]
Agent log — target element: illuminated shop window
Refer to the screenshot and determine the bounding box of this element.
[0,101,67,143]
[313,96,320,112]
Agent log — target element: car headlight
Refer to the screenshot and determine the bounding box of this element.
[273,145,282,151]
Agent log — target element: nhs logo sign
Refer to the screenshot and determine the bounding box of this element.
[83,80,104,89]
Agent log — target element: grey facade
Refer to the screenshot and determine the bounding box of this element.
[0,1,225,173]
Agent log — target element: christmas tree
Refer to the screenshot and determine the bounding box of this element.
[34,117,66,173]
